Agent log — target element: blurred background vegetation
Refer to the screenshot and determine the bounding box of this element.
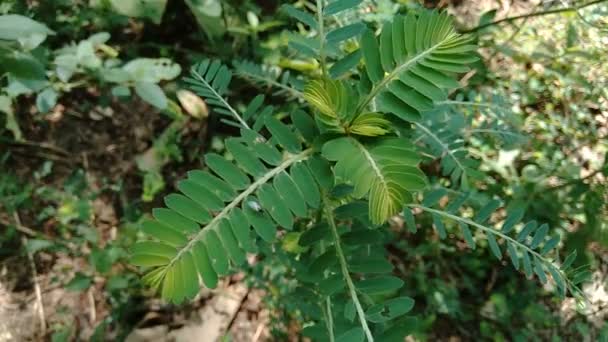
[0,0,607,341]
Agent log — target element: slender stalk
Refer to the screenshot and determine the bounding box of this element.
[326,297,335,342]
[191,69,250,129]
[324,206,374,342]
[406,204,582,296]
[464,0,608,33]
[414,122,466,174]
[316,0,327,76]
[168,149,313,267]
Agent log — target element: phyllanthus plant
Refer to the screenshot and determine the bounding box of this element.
[131,4,584,341]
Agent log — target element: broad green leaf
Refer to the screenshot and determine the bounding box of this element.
[403,209,417,233]
[243,201,277,242]
[547,265,566,296]
[273,171,308,217]
[318,274,345,296]
[153,208,199,234]
[185,0,226,38]
[282,4,317,29]
[187,170,236,201]
[204,229,229,275]
[307,156,334,189]
[329,50,362,78]
[35,88,57,114]
[123,58,181,83]
[177,179,224,211]
[422,188,447,207]
[562,250,577,269]
[0,95,21,140]
[459,222,475,249]
[141,220,188,247]
[181,252,200,298]
[541,236,560,255]
[336,327,364,342]
[1,51,46,79]
[131,241,177,258]
[291,109,318,143]
[517,220,538,242]
[298,224,330,246]
[376,317,418,341]
[109,0,168,24]
[486,232,502,260]
[257,183,294,229]
[506,241,519,269]
[326,23,365,44]
[360,29,383,83]
[349,258,393,274]
[205,153,250,190]
[225,139,267,177]
[366,296,414,323]
[192,241,218,288]
[0,14,54,42]
[216,219,246,265]
[530,223,548,249]
[533,257,547,284]
[131,254,170,267]
[228,208,256,252]
[290,162,320,208]
[501,206,525,233]
[135,82,167,109]
[164,194,211,224]
[432,214,447,239]
[356,275,404,294]
[324,0,363,15]
[265,116,301,153]
[522,251,533,278]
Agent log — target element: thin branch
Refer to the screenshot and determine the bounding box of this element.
[407,204,583,296]
[463,0,608,33]
[325,205,374,342]
[414,122,466,174]
[325,297,335,342]
[168,149,313,267]
[236,68,304,99]
[316,0,327,76]
[190,69,250,130]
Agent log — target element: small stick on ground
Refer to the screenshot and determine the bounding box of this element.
[13,212,47,336]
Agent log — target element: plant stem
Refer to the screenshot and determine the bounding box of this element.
[168,148,313,267]
[406,204,581,295]
[316,0,327,76]
[464,0,608,33]
[324,206,374,342]
[326,297,335,342]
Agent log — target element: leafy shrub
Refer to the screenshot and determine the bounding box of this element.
[130,4,587,341]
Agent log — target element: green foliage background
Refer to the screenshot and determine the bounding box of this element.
[0,0,607,341]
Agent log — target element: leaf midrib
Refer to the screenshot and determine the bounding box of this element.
[353,139,388,198]
[191,69,250,129]
[167,148,313,268]
[354,33,456,116]
[414,122,466,175]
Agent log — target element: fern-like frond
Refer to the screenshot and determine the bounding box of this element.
[233,60,303,99]
[406,190,586,298]
[294,198,415,341]
[184,59,249,129]
[357,11,477,121]
[414,119,482,189]
[323,137,427,224]
[131,121,332,303]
